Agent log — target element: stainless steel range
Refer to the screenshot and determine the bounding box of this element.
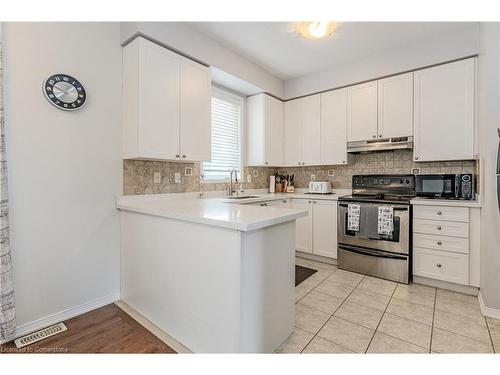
[337,174,415,284]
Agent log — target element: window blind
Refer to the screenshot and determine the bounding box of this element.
[203,91,242,181]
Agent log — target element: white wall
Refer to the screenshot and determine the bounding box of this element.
[3,23,122,329]
[478,23,500,311]
[285,24,480,99]
[121,22,284,98]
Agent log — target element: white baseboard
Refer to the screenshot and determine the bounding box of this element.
[296,251,337,266]
[0,292,120,345]
[478,291,500,320]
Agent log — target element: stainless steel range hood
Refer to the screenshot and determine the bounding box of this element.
[347,136,413,153]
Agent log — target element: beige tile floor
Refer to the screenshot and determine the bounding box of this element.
[276,257,500,354]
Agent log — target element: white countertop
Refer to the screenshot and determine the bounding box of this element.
[410,197,481,208]
[116,193,311,232]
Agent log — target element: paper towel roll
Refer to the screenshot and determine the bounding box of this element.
[269,175,276,193]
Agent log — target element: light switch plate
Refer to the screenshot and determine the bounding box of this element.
[253,170,259,177]
[153,172,161,184]
[328,170,335,177]
[310,174,316,181]
[174,172,181,184]
[247,174,251,183]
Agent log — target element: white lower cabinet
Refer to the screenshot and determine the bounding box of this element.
[291,199,313,253]
[413,248,469,285]
[291,198,337,259]
[312,200,338,259]
[412,204,480,287]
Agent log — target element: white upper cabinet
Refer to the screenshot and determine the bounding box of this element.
[378,72,413,139]
[301,95,322,165]
[284,99,302,166]
[284,95,321,166]
[179,58,212,161]
[347,81,378,142]
[247,94,283,166]
[122,37,211,161]
[320,88,348,165]
[413,58,476,162]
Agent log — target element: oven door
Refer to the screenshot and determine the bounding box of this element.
[415,174,458,198]
[337,201,410,255]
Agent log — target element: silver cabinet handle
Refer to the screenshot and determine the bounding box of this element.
[378,134,383,138]
[265,162,268,165]
[437,263,442,268]
[437,226,442,230]
[313,201,317,204]
[342,160,346,164]
[415,156,419,160]
[372,135,376,139]
[182,154,186,158]
[176,154,180,158]
[437,241,442,245]
[283,200,287,203]
[308,201,312,203]
[436,211,442,215]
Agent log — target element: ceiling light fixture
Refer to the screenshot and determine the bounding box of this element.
[298,21,341,40]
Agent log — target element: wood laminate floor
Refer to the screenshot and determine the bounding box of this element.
[0,304,176,354]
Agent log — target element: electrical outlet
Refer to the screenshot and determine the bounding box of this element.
[174,172,181,184]
[184,167,192,176]
[253,170,259,177]
[153,172,161,184]
[328,170,335,177]
[247,174,251,183]
[310,174,316,181]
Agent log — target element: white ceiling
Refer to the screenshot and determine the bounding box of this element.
[188,22,474,80]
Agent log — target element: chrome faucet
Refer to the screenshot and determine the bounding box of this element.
[228,169,239,197]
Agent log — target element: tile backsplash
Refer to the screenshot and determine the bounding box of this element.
[123,160,275,195]
[123,150,478,195]
[275,150,478,190]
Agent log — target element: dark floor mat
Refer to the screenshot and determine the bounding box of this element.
[295,264,317,286]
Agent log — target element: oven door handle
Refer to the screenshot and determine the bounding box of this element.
[339,244,408,260]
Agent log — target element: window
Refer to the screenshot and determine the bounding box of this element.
[203,87,243,182]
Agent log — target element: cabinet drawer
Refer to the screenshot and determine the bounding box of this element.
[413,247,469,285]
[413,233,468,254]
[413,219,469,238]
[413,205,469,222]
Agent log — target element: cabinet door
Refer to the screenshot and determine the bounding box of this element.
[312,200,338,259]
[138,38,180,159]
[413,58,475,162]
[246,94,266,166]
[291,199,312,253]
[301,95,321,165]
[284,99,302,166]
[347,81,378,142]
[179,58,211,161]
[321,88,348,165]
[378,72,413,138]
[264,95,284,166]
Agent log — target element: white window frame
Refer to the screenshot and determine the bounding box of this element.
[202,85,245,183]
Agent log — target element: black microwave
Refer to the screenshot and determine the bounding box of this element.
[415,174,475,200]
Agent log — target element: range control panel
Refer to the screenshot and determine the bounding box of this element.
[352,175,416,194]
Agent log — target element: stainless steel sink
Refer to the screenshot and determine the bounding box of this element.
[225,195,260,199]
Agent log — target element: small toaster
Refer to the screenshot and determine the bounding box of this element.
[309,181,332,194]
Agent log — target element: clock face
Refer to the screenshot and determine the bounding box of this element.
[43,74,87,111]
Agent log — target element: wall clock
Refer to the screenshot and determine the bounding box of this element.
[43,74,87,111]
